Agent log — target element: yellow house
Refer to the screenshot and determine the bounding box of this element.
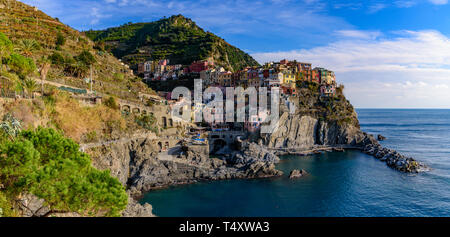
[282,71,296,88]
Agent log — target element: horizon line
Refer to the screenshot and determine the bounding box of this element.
[355,108,450,110]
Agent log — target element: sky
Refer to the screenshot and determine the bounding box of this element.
[20,0,450,108]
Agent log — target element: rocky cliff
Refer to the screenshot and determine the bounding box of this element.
[265,113,367,149]
[263,83,427,173]
[87,136,282,216]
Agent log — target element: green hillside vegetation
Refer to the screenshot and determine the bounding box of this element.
[0,1,167,217]
[0,127,127,217]
[0,0,155,102]
[295,81,359,127]
[85,15,260,71]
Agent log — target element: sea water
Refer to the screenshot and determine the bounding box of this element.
[140,109,450,217]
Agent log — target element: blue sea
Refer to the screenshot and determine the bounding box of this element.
[140,109,450,217]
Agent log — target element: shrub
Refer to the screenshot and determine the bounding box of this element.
[56,32,66,46]
[76,50,96,66]
[0,33,13,72]
[7,53,36,77]
[135,114,157,131]
[15,39,40,57]
[52,94,125,142]
[49,52,65,65]
[94,41,105,51]
[0,191,19,217]
[104,96,119,110]
[113,72,124,81]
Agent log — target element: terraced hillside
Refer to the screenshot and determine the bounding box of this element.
[0,0,154,101]
[85,14,260,72]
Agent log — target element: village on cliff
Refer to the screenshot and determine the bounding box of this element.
[137,59,337,97]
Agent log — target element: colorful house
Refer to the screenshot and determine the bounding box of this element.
[314,67,336,85]
[283,71,295,83]
[320,84,336,97]
[189,60,212,73]
[265,72,283,88]
[281,85,297,96]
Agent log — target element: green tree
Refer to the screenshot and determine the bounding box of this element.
[68,60,89,77]
[15,39,40,57]
[0,33,13,73]
[8,53,36,78]
[23,78,38,98]
[56,32,66,47]
[49,52,65,65]
[76,50,96,66]
[0,128,128,217]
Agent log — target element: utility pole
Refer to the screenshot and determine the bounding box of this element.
[34,6,39,37]
[90,65,93,94]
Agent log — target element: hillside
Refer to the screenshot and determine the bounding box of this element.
[0,0,154,102]
[0,0,183,217]
[84,15,260,72]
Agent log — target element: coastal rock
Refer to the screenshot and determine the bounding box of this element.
[377,134,387,141]
[289,169,308,179]
[122,194,154,217]
[264,112,427,173]
[232,142,280,165]
[228,142,283,177]
[265,113,367,149]
[333,147,345,152]
[266,114,318,149]
[15,193,50,217]
[90,138,283,198]
[16,193,80,217]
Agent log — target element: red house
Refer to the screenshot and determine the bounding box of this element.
[281,86,297,96]
[189,60,213,73]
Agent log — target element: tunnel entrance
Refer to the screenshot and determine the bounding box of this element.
[212,139,227,154]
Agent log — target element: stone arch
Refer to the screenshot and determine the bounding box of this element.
[212,139,227,154]
[168,118,173,127]
[132,107,140,114]
[122,105,131,114]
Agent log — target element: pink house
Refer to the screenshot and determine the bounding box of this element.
[320,84,336,97]
[189,60,212,73]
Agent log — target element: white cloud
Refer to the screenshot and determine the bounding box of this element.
[394,1,417,8]
[19,0,350,47]
[428,0,448,5]
[368,3,388,13]
[335,30,382,40]
[90,7,111,25]
[252,30,450,108]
